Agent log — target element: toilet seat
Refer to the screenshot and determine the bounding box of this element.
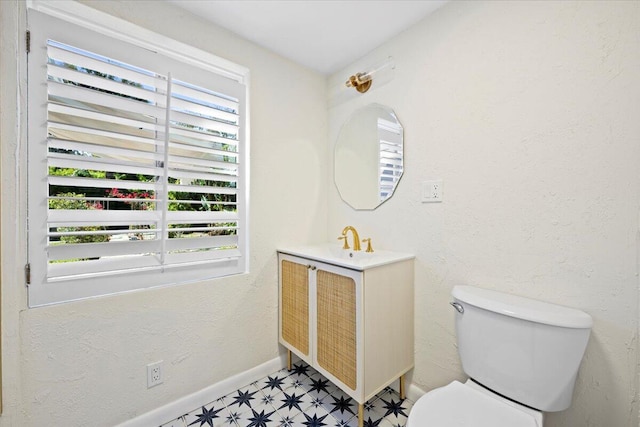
[407,381,541,427]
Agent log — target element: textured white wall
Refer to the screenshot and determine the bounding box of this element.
[327,1,640,426]
[0,1,327,425]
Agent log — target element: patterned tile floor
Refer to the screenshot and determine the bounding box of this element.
[161,362,414,427]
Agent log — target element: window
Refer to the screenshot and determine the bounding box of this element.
[27,10,248,307]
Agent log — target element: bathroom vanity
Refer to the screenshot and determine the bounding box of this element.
[277,244,414,425]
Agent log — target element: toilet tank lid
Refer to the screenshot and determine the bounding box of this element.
[452,286,593,329]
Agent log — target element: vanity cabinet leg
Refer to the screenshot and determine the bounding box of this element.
[287,350,292,371]
[400,375,406,400]
[358,403,364,427]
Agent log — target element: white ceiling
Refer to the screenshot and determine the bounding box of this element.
[167,0,448,75]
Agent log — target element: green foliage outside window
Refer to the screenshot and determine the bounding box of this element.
[48,192,109,245]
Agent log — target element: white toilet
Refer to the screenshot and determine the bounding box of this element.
[407,285,593,427]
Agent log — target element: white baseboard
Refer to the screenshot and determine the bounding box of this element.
[116,355,286,427]
[407,383,426,403]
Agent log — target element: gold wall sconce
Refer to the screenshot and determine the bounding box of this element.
[345,56,394,94]
[346,73,373,93]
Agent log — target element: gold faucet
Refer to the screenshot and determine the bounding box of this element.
[340,226,361,251]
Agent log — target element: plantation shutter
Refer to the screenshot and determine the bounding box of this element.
[28,11,248,306]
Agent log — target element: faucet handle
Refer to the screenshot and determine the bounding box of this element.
[338,236,350,249]
[362,238,374,253]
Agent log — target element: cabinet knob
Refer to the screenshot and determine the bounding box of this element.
[307,265,317,271]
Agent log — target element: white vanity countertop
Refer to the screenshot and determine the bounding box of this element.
[277,243,415,271]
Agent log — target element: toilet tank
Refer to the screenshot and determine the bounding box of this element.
[452,285,592,412]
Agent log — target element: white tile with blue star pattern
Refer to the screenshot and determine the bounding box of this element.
[304,375,332,401]
[376,394,413,426]
[184,398,237,427]
[225,385,271,426]
[286,404,333,427]
[160,361,414,427]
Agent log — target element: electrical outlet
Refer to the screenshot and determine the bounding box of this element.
[422,179,443,203]
[147,361,163,388]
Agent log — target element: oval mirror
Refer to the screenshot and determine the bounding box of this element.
[334,104,404,210]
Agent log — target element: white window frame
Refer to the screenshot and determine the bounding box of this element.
[26,2,250,307]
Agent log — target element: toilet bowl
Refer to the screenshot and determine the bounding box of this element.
[406,285,592,426]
